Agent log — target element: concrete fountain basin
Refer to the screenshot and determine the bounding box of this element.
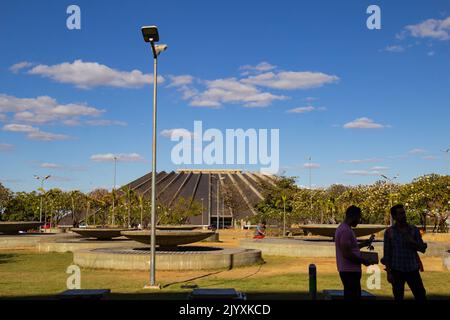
[121,230,215,247]
[72,228,133,240]
[298,224,387,238]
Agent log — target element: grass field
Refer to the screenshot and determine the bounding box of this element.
[1,249,449,300]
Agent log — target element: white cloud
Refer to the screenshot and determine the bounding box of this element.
[90,153,145,162]
[0,94,104,125]
[383,45,405,53]
[160,128,194,139]
[423,155,438,160]
[239,62,276,75]
[168,63,339,108]
[343,117,387,129]
[287,106,326,114]
[28,59,164,89]
[345,169,384,176]
[167,75,194,87]
[409,148,427,154]
[40,162,62,169]
[242,71,339,90]
[338,158,383,164]
[190,78,287,108]
[370,166,389,171]
[303,162,320,169]
[85,119,127,126]
[0,143,14,152]
[9,61,33,73]
[402,16,450,41]
[3,123,69,141]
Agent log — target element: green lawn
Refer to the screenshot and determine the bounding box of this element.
[1,250,449,299]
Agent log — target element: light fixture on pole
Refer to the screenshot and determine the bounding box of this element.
[34,175,51,232]
[142,25,167,289]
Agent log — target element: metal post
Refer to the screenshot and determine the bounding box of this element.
[222,197,225,229]
[39,179,44,224]
[216,178,220,230]
[309,264,317,300]
[149,54,158,287]
[112,156,117,226]
[201,198,204,226]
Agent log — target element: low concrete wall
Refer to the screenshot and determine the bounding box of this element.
[239,238,449,258]
[201,232,220,242]
[0,234,66,249]
[37,240,139,253]
[73,247,263,271]
[443,251,450,270]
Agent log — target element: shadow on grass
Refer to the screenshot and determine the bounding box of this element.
[0,253,17,264]
[1,291,450,300]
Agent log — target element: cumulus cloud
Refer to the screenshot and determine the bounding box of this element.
[242,71,339,90]
[190,78,287,108]
[303,162,320,169]
[338,158,383,164]
[90,153,145,162]
[383,45,405,53]
[0,143,14,152]
[400,16,450,41]
[167,75,195,87]
[287,106,326,114]
[239,62,276,75]
[343,117,387,129]
[0,94,104,125]
[345,169,384,176]
[40,162,62,169]
[160,128,194,139]
[27,59,164,89]
[409,148,427,154]
[3,123,70,141]
[9,61,33,73]
[168,63,339,109]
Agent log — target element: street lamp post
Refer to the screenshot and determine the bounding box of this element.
[142,25,167,289]
[112,156,117,226]
[34,175,51,232]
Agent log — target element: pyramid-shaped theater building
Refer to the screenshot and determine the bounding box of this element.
[126,169,278,228]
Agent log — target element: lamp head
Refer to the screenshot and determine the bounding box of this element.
[141,26,159,42]
[154,44,168,56]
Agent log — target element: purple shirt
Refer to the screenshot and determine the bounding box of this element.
[335,223,361,272]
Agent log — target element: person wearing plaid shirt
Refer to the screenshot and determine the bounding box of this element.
[381,204,427,300]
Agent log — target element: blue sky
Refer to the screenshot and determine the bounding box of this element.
[0,0,449,192]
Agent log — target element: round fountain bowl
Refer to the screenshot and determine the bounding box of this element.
[155,225,198,231]
[72,228,132,240]
[121,230,215,247]
[73,246,263,271]
[0,221,43,234]
[299,224,387,238]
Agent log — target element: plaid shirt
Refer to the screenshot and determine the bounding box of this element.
[382,224,425,272]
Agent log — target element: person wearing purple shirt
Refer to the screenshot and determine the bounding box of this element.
[335,205,373,300]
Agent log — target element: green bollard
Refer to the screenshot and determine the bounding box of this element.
[309,264,317,300]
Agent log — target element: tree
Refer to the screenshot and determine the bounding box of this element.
[0,182,12,219]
